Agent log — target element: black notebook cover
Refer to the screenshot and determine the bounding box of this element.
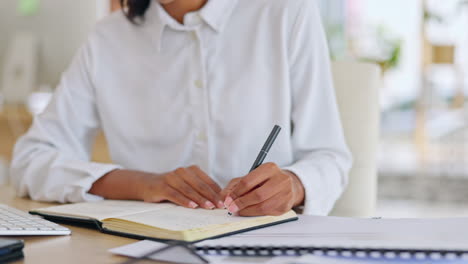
[29,211,298,243]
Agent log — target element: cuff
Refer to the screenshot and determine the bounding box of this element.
[283,160,345,216]
[61,161,122,203]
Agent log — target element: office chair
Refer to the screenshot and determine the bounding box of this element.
[330,61,381,217]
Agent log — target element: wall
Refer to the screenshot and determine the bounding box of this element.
[317,0,347,58]
[0,0,98,89]
[359,0,422,109]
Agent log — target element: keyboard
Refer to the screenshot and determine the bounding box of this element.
[0,204,71,236]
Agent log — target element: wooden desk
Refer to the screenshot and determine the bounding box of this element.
[0,185,156,264]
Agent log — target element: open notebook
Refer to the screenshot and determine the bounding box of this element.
[30,200,297,242]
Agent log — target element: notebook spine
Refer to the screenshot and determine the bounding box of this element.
[195,246,468,259]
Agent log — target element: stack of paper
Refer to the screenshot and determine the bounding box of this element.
[110,215,468,263]
[197,215,468,252]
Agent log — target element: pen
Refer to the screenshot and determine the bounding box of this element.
[249,125,282,172]
[228,125,281,215]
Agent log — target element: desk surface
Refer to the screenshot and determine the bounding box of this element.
[0,185,157,264]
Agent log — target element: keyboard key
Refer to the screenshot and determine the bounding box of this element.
[53,227,70,231]
[0,204,71,235]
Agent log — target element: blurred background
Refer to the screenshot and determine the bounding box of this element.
[1,0,468,218]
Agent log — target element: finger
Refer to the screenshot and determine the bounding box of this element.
[238,190,293,217]
[187,166,224,208]
[227,176,284,214]
[229,163,278,200]
[171,169,216,209]
[221,178,241,204]
[163,185,199,209]
[179,168,220,209]
[190,166,222,193]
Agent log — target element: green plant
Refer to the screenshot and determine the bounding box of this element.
[377,39,402,73]
[359,25,403,73]
[18,0,39,16]
[424,10,444,23]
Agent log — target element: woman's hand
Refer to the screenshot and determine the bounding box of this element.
[90,166,224,210]
[141,165,224,209]
[221,163,305,216]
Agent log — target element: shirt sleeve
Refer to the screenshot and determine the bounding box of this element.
[10,35,121,203]
[282,0,353,215]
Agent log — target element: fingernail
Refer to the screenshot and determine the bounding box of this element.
[228,202,239,214]
[217,201,225,209]
[224,196,233,208]
[189,201,198,209]
[205,201,215,209]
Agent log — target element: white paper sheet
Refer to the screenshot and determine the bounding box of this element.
[110,241,377,264]
[196,215,468,251]
[109,240,206,264]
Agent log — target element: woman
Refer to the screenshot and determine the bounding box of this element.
[10,0,352,216]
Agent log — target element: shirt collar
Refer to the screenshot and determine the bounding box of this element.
[199,0,238,33]
[143,0,238,51]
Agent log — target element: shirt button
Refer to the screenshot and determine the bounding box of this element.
[194,80,203,89]
[191,31,198,41]
[193,14,202,24]
[198,132,207,141]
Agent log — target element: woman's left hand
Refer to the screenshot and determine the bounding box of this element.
[221,163,305,216]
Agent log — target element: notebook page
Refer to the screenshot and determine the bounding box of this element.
[34,200,176,221]
[115,206,270,231]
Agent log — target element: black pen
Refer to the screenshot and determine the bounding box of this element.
[249,125,282,172]
[227,125,281,216]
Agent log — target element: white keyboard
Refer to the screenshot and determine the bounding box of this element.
[0,204,71,236]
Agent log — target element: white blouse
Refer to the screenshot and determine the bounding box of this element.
[10,0,352,215]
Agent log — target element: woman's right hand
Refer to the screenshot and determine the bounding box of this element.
[141,165,224,210]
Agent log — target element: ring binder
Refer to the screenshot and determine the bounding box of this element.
[195,245,468,260]
[193,215,468,261]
